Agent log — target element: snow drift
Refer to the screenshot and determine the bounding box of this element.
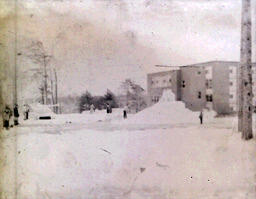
[123,89,216,125]
[29,103,56,120]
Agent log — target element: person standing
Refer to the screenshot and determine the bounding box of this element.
[109,104,112,113]
[23,104,30,120]
[199,111,203,125]
[2,105,12,130]
[123,105,128,119]
[13,104,19,126]
[106,104,110,114]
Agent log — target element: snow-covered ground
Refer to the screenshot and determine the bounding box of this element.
[1,94,256,199]
[4,112,252,199]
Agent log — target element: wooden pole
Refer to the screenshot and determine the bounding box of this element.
[240,0,253,140]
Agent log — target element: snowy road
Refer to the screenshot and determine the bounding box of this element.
[2,114,255,199]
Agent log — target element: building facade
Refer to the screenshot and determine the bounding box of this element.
[147,61,255,114]
[147,70,181,105]
[180,65,207,111]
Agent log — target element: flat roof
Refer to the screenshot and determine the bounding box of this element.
[148,69,179,76]
[156,60,256,67]
[182,60,239,67]
[149,61,256,75]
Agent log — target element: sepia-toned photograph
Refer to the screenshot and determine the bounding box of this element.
[0,0,256,198]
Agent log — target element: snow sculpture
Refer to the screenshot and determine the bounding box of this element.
[159,89,176,102]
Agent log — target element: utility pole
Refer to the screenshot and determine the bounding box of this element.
[239,0,253,139]
[14,2,18,199]
[14,0,18,105]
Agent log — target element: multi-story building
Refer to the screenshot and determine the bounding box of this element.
[147,61,255,114]
[211,61,239,114]
[180,65,207,111]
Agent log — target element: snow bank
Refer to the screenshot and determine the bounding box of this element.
[125,101,199,125]
[122,90,216,125]
[29,103,56,120]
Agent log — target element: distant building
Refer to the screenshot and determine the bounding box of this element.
[147,61,256,114]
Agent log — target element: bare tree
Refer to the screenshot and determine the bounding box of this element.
[25,41,52,104]
[49,68,59,113]
[239,0,253,139]
[50,70,55,109]
[54,68,58,113]
[120,79,147,112]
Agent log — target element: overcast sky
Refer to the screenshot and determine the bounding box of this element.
[2,0,255,98]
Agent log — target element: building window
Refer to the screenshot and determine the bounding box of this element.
[182,80,186,88]
[230,94,233,98]
[197,71,201,75]
[230,82,233,86]
[206,80,212,89]
[198,91,201,99]
[206,94,213,102]
[151,81,154,84]
[169,78,172,83]
[209,80,212,88]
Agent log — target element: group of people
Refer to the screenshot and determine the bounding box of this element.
[2,104,30,130]
[88,103,129,119]
[106,103,129,119]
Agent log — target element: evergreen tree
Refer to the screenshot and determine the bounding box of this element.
[79,91,93,113]
[104,89,118,108]
[120,79,147,112]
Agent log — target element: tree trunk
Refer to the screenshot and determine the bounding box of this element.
[50,74,55,112]
[54,68,58,114]
[41,87,44,104]
[43,55,48,105]
[240,0,253,140]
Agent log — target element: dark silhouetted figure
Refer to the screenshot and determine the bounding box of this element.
[24,104,30,120]
[199,111,203,125]
[123,105,128,119]
[106,104,112,114]
[13,104,19,126]
[3,105,12,130]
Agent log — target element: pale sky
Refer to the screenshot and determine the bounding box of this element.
[2,0,255,99]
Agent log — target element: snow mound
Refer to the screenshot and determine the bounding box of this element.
[123,90,216,125]
[203,109,217,121]
[159,89,176,102]
[29,103,56,120]
[125,101,199,125]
